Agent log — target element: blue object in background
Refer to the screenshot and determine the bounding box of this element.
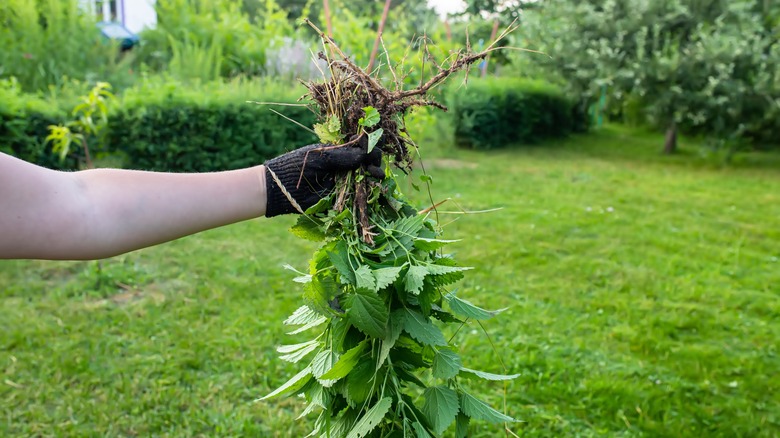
[97,21,139,51]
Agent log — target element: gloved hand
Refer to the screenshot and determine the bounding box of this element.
[264,136,383,217]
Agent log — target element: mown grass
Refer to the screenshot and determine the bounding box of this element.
[2,123,779,437]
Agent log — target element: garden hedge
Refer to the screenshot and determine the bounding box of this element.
[0,80,79,170]
[447,77,588,149]
[1,79,318,172]
[109,80,317,172]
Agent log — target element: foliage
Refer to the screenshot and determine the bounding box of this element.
[519,0,780,150]
[447,77,588,149]
[0,78,76,169]
[262,162,519,436]
[0,0,132,93]
[136,0,294,81]
[46,82,115,167]
[107,77,317,172]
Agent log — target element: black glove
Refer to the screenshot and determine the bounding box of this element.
[264,137,383,217]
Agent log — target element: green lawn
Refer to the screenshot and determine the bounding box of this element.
[2,124,779,437]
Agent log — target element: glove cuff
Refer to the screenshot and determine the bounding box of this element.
[264,162,303,217]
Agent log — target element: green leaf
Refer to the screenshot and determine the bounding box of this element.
[305,196,332,215]
[413,238,461,251]
[455,413,470,438]
[423,386,460,435]
[277,340,320,363]
[377,310,404,370]
[373,266,403,291]
[311,349,340,387]
[345,289,388,339]
[314,114,343,144]
[287,316,327,335]
[328,241,356,285]
[412,422,433,438]
[346,360,377,405]
[432,348,462,379]
[257,366,312,400]
[419,174,433,184]
[426,264,473,276]
[283,306,321,326]
[354,265,376,291]
[303,275,338,317]
[444,293,506,320]
[405,265,428,295]
[345,397,392,438]
[290,216,326,242]
[460,367,520,381]
[319,340,368,380]
[427,257,468,286]
[460,392,518,423]
[359,106,381,128]
[366,127,384,153]
[400,308,447,346]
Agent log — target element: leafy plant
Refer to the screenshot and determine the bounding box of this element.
[259,23,521,437]
[46,82,115,168]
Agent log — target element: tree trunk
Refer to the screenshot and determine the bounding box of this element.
[663,121,677,154]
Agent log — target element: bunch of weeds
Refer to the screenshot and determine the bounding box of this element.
[259,20,525,437]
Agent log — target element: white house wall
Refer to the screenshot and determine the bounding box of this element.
[122,0,157,34]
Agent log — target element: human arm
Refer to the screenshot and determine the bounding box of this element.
[0,152,268,260]
[0,142,381,260]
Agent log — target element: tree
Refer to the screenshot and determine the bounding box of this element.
[520,0,780,154]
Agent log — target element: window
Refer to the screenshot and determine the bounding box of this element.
[93,0,122,23]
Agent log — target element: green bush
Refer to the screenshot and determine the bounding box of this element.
[108,78,318,172]
[447,77,588,149]
[0,0,131,93]
[0,79,81,170]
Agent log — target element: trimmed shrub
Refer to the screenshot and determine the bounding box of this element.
[108,78,318,172]
[447,77,587,149]
[0,79,80,170]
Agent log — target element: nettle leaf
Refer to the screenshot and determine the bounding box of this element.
[426,264,472,276]
[258,366,312,400]
[345,289,388,339]
[423,386,460,435]
[314,114,343,144]
[303,275,339,317]
[287,316,327,335]
[413,237,461,251]
[444,293,506,320]
[359,106,381,128]
[290,216,326,242]
[284,305,321,326]
[319,340,368,381]
[460,392,518,423]
[373,266,403,291]
[412,421,433,438]
[354,265,376,291]
[432,348,462,379]
[346,360,377,405]
[311,349,340,387]
[345,397,393,438]
[428,257,468,286]
[460,367,520,381]
[400,308,447,346]
[366,127,384,153]
[377,310,404,370]
[328,241,356,284]
[405,265,428,295]
[456,413,470,438]
[277,340,320,363]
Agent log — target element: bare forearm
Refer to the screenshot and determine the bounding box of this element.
[0,157,267,260]
[68,166,267,259]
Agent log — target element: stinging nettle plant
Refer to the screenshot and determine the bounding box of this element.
[258,21,522,437]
